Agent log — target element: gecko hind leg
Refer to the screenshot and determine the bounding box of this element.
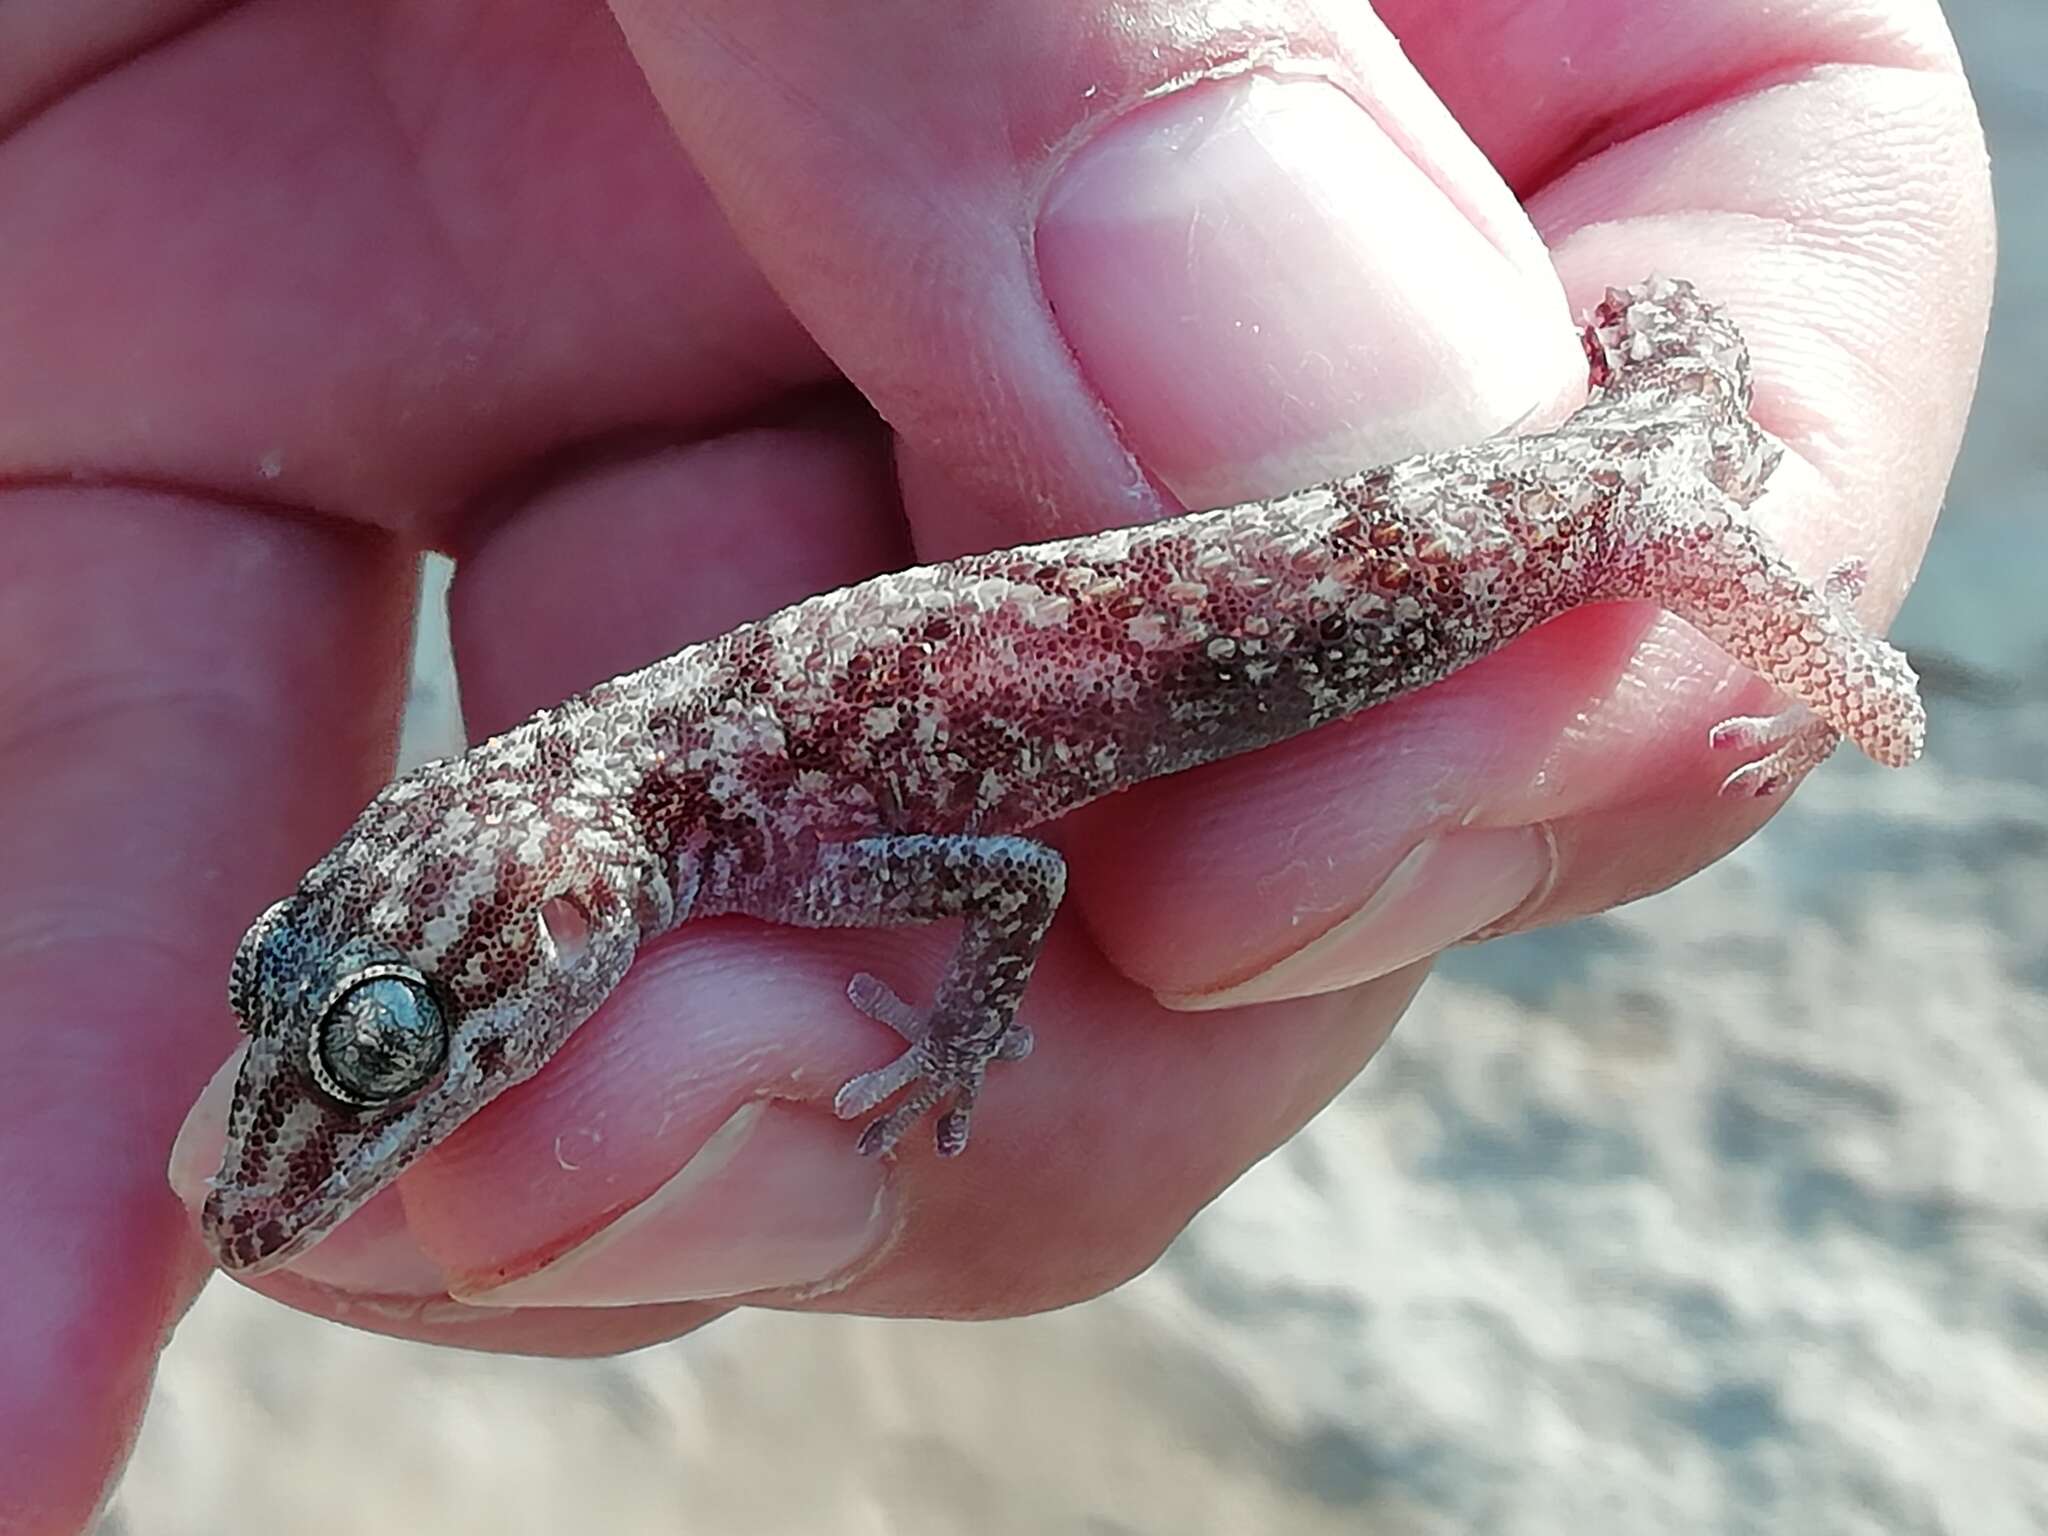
[1606,467,1925,781]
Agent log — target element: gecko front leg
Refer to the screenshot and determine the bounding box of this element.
[746,834,1066,1156]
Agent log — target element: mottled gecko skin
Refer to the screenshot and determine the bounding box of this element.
[205,279,1925,1275]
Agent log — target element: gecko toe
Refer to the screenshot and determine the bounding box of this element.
[834,1050,927,1119]
[1709,709,1797,753]
[935,1105,975,1157]
[1710,701,1839,797]
[847,972,925,1040]
[854,1090,943,1157]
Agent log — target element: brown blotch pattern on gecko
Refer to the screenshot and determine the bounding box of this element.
[205,278,1925,1275]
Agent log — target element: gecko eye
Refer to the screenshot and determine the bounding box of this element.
[310,965,450,1109]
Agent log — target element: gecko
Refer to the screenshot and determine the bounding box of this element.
[205,278,1926,1275]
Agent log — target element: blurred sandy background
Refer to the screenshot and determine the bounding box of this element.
[101,2,2044,1530]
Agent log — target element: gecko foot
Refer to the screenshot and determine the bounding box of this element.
[1711,705,1841,796]
[1709,556,1870,796]
[834,973,1033,1157]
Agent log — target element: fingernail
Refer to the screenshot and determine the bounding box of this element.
[167,1047,241,1206]
[1161,825,1553,1010]
[1038,72,1568,509]
[457,1102,893,1306]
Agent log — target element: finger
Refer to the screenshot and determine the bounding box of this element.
[0,493,408,1535]
[0,1,820,533]
[359,929,1424,1315]
[1366,0,1988,909]
[1111,0,1995,989]
[167,1051,728,1348]
[611,0,1578,551]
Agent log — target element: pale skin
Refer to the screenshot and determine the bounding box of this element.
[0,1,1991,1529]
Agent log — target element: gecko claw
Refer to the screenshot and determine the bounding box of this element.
[852,1089,946,1157]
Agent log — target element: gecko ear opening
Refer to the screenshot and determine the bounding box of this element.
[538,895,591,968]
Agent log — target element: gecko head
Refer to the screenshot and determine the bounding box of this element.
[202,747,650,1275]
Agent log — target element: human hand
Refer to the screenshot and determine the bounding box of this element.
[0,1,1988,1528]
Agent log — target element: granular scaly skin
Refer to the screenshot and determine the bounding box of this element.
[204,278,1926,1274]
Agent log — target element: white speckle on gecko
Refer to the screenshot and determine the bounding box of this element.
[205,279,1926,1274]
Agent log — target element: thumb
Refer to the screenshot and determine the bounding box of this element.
[607,0,1578,549]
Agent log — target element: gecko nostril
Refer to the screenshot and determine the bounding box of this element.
[539,895,591,966]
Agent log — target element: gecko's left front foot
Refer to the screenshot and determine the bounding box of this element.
[832,972,1034,1156]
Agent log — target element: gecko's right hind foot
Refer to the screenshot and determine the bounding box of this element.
[1712,552,1884,794]
[1709,556,1892,795]
[833,972,1029,1157]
